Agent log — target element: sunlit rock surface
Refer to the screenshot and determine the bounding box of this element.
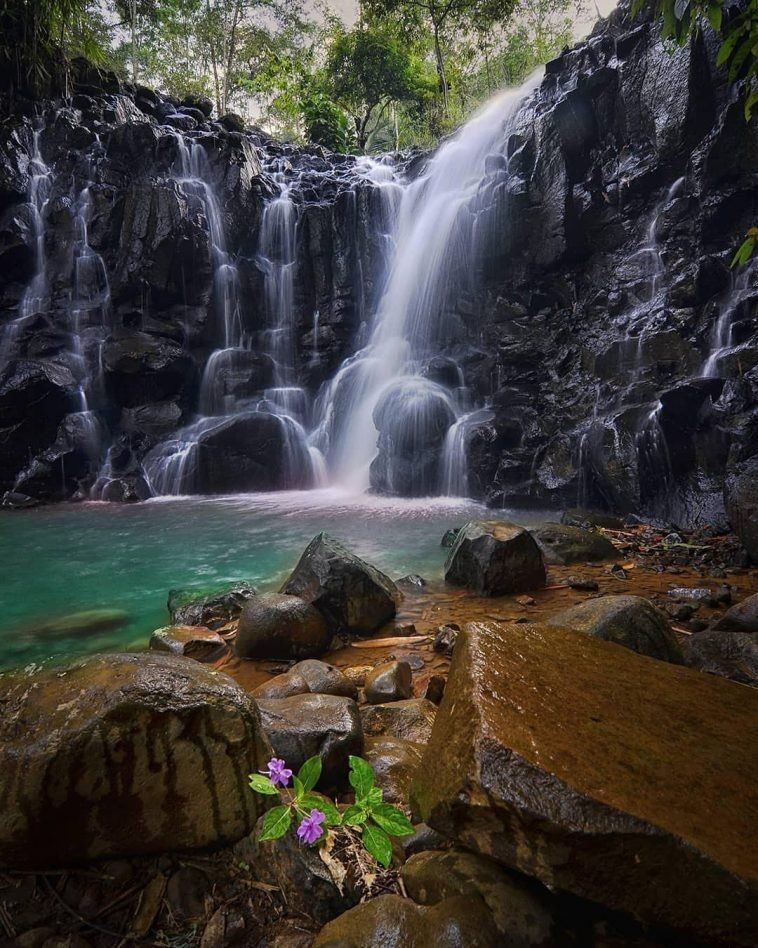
[412,621,758,944]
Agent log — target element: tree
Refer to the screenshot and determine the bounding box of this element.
[325,23,435,150]
[362,0,519,112]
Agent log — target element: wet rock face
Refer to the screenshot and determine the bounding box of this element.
[236,592,331,660]
[0,652,270,868]
[255,693,363,786]
[546,594,684,663]
[281,533,398,635]
[412,621,758,945]
[444,521,546,596]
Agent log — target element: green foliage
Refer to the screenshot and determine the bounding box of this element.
[249,755,413,871]
[731,227,758,267]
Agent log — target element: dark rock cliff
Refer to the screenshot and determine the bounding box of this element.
[0,4,755,555]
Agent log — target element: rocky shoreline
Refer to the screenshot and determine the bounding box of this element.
[1,512,756,946]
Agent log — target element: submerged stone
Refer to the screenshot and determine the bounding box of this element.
[25,608,130,639]
[444,521,546,596]
[546,594,684,663]
[0,652,269,867]
[412,621,758,944]
[281,533,397,635]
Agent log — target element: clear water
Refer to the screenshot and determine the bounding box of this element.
[0,493,550,670]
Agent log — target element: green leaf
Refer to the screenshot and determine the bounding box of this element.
[348,755,375,800]
[300,793,342,826]
[293,775,305,799]
[707,3,722,31]
[370,803,415,837]
[258,805,292,842]
[249,774,279,796]
[744,88,758,122]
[341,804,368,826]
[731,236,756,268]
[365,786,383,807]
[297,756,322,792]
[716,27,743,67]
[362,823,392,868]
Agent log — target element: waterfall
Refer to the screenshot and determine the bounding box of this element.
[442,408,495,497]
[142,136,324,495]
[701,259,757,378]
[0,129,53,367]
[317,71,544,493]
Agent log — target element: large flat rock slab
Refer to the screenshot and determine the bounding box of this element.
[0,653,270,868]
[412,622,758,945]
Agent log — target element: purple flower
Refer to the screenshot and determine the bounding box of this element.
[266,758,293,787]
[297,809,326,845]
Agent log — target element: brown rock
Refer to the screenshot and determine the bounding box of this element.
[0,653,269,868]
[363,736,423,805]
[364,660,413,704]
[413,621,758,945]
[149,625,228,662]
[530,522,619,565]
[713,592,758,635]
[360,698,437,743]
[402,849,558,945]
[312,893,500,947]
[546,594,684,663]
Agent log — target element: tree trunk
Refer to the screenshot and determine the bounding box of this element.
[130,0,138,85]
[432,24,449,114]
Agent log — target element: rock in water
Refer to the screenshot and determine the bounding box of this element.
[312,894,500,947]
[546,594,684,663]
[444,521,546,596]
[168,582,256,629]
[412,622,758,945]
[235,593,330,660]
[529,522,618,565]
[0,653,270,868]
[150,625,228,662]
[26,608,130,639]
[281,533,397,634]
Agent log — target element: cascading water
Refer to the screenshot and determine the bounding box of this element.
[315,72,544,494]
[701,259,757,378]
[142,137,325,496]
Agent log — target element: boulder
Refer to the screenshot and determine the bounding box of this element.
[149,625,228,662]
[444,521,546,596]
[236,815,354,926]
[560,509,625,530]
[413,621,758,945]
[402,849,558,945]
[0,653,270,867]
[236,593,331,661]
[281,533,397,635]
[713,593,758,635]
[546,594,684,663]
[168,581,256,630]
[293,659,359,699]
[364,661,413,704]
[252,660,358,701]
[685,630,758,687]
[363,736,423,805]
[529,522,618,565]
[256,693,362,786]
[312,894,500,947]
[102,332,194,408]
[360,699,437,744]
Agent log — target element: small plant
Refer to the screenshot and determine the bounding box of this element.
[249,755,414,868]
